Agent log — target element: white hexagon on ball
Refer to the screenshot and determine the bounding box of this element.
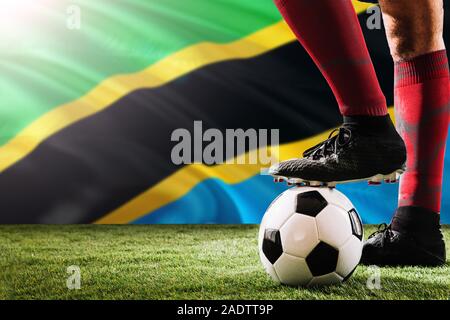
[280,214,319,258]
[273,253,313,286]
[308,272,343,287]
[336,235,363,278]
[316,205,353,248]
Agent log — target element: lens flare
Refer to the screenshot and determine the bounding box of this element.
[0,0,47,45]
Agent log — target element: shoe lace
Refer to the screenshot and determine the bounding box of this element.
[303,127,352,160]
[368,223,394,245]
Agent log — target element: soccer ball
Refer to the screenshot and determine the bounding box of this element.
[258,187,363,287]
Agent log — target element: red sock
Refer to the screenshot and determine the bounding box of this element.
[274,0,387,116]
[395,50,450,213]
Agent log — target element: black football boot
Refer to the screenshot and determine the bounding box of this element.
[361,206,446,267]
[269,115,406,187]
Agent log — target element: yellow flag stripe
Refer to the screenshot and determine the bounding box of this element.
[96,107,393,224]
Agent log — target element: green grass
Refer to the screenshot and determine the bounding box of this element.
[0,225,449,300]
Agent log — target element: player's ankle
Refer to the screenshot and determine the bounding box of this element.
[343,114,396,136]
[391,206,442,242]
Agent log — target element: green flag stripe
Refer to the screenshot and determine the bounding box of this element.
[0,0,281,146]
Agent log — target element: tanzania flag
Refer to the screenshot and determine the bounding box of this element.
[0,0,449,223]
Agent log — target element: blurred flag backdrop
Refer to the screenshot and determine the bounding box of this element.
[0,0,449,223]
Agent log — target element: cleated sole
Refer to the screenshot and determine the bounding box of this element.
[271,168,404,188]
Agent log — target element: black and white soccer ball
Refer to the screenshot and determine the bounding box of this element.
[258,187,363,287]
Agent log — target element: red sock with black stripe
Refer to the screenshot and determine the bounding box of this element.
[274,0,387,116]
[394,50,450,215]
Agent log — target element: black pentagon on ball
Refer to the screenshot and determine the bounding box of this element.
[348,209,363,240]
[295,190,328,217]
[306,241,339,276]
[262,229,283,264]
